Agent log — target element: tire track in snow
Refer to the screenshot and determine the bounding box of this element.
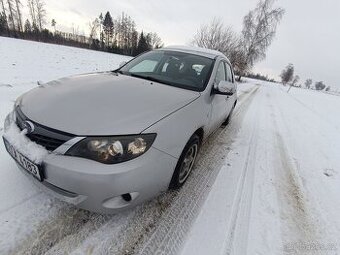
[134,86,260,255]
[222,87,261,255]
[11,207,109,255]
[274,132,324,254]
[269,91,334,254]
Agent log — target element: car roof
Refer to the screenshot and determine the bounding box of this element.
[159,45,229,62]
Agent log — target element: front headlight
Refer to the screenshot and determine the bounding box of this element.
[65,134,156,164]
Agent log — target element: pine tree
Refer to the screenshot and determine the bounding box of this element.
[0,11,8,34]
[135,32,150,55]
[51,18,56,32]
[102,11,113,48]
[24,18,31,32]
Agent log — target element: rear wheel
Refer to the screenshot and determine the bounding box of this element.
[169,135,200,189]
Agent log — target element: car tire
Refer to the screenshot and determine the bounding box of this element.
[169,134,200,190]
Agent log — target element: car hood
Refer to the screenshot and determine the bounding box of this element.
[18,72,200,135]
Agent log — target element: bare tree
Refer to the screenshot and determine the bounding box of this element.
[88,17,100,40]
[280,63,294,85]
[6,0,16,30]
[14,0,22,31]
[192,19,238,54]
[192,18,244,72]
[35,0,46,30]
[0,0,6,16]
[304,78,312,89]
[291,75,299,87]
[99,12,103,48]
[27,0,36,27]
[146,32,163,49]
[239,0,284,79]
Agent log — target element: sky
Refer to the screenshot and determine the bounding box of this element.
[23,0,340,88]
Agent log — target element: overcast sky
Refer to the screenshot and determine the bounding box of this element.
[27,0,340,88]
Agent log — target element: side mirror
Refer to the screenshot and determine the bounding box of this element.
[119,61,127,68]
[214,80,235,95]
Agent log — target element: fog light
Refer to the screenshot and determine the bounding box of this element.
[102,192,139,209]
[121,193,132,202]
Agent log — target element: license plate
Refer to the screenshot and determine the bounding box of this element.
[3,137,43,181]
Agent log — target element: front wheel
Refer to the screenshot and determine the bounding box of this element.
[169,135,200,189]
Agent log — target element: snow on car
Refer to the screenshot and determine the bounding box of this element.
[3,45,237,214]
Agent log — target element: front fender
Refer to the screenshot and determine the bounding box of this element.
[142,96,209,159]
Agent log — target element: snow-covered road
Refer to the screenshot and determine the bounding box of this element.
[1,37,339,254]
[182,83,340,255]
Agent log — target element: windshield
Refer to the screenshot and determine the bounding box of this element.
[118,50,214,91]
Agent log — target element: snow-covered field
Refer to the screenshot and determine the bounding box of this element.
[1,37,340,254]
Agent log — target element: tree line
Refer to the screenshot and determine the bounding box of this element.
[192,0,285,81]
[280,63,331,92]
[90,11,163,55]
[0,0,163,56]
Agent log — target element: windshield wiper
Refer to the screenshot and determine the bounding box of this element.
[128,73,172,86]
[112,70,124,75]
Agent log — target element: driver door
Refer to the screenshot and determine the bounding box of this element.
[208,61,229,133]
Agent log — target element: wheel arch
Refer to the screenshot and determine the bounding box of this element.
[193,127,204,145]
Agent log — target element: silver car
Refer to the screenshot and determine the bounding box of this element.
[3,46,237,213]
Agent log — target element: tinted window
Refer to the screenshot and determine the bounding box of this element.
[119,50,214,91]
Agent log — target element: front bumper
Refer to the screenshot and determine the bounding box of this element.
[17,147,177,214]
[4,111,178,213]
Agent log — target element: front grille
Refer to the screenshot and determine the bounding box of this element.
[26,133,67,151]
[15,107,75,151]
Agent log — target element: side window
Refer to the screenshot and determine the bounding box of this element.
[214,62,226,84]
[224,63,234,83]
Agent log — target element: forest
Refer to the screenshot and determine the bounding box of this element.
[0,0,163,56]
